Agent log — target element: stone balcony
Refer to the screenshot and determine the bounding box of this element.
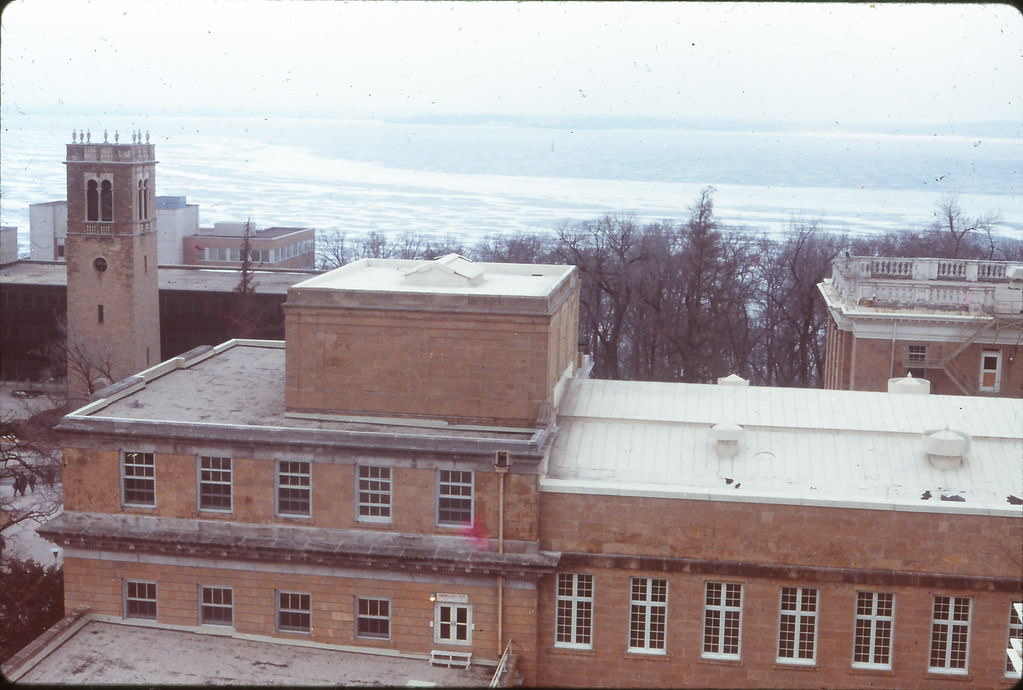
[829,256,1023,315]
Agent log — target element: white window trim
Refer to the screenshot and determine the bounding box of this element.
[851,591,894,670]
[555,573,594,650]
[276,460,312,518]
[355,597,392,640]
[197,455,233,513]
[436,469,474,527]
[628,577,668,655]
[121,451,156,507]
[434,602,472,645]
[199,585,234,627]
[1007,601,1023,679]
[777,586,818,665]
[276,590,312,633]
[702,581,743,660]
[928,595,971,674]
[124,579,158,620]
[356,465,392,523]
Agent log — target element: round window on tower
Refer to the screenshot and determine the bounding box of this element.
[93,257,108,273]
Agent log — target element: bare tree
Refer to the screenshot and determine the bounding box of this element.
[317,229,355,269]
[1,415,62,557]
[34,317,116,402]
[931,195,1002,259]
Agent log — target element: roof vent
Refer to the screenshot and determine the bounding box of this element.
[922,427,970,470]
[711,422,744,458]
[717,373,749,386]
[401,253,484,287]
[888,372,931,394]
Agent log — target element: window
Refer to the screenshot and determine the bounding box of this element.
[137,178,149,220]
[97,304,104,324]
[437,470,473,526]
[929,596,970,673]
[907,344,927,362]
[277,591,311,632]
[1007,602,1022,678]
[125,580,157,619]
[86,179,99,221]
[277,461,311,516]
[555,573,593,649]
[778,587,817,664]
[853,591,894,668]
[122,451,155,506]
[198,456,232,511]
[357,466,391,522]
[200,586,233,626]
[356,598,390,639]
[435,603,472,644]
[703,582,742,659]
[980,350,1002,392]
[100,180,113,221]
[629,577,667,653]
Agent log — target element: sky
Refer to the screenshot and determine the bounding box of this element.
[1,1,1021,126]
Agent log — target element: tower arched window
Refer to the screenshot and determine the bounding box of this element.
[138,179,148,220]
[100,180,113,221]
[87,179,99,221]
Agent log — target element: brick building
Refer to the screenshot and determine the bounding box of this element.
[183,222,316,269]
[38,253,1022,687]
[819,255,1023,397]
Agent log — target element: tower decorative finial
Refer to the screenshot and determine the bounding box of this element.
[114,130,119,143]
[145,130,150,144]
[86,130,91,143]
[72,129,77,143]
[103,129,108,143]
[132,130,137,143]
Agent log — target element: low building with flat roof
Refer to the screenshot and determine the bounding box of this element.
[32,254,1023,687]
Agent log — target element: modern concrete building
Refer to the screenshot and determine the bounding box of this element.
[37,254,1022,688]
[0,226,18,266]
[819,255,1023,397]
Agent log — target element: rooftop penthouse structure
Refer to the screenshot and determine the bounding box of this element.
[819,255,1023,396]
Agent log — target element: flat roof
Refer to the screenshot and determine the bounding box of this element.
[543,378,1023,516]
[12,618,493,686]
[0,260,318,294]
[294,256,574,297]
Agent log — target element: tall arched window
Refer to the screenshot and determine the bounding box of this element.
[138,180,145,220]
[100,180,113,221]
[87,179,99,221]
[143,179,149,219]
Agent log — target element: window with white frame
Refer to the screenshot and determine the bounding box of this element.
[853,591,894,668]
[1007,601,1023,678]
[355,598,390,639]
[357,466,391,522]
[907,344,928,362]
[198,456,232,511]
[277,461,311,516]
[434,603,472,644]
[629,577,667,653]
[555,573,593,648]
[200,586,233,626]
[122,451,155,506]
[277,591,311,633]
[778,586,818,664]
[929,596,970,673]
[437,470,473,526]
[125,580,157,619]
[703,581,742,659]
[980,350,1002,392]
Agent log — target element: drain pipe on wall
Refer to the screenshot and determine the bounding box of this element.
[495,451,509,659]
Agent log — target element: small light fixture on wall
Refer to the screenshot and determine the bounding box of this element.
[429,593,437,602]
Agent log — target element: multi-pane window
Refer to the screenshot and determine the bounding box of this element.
[435,604,472,644]
[122,451,155,506]
[929,596,970,672]
[356,598,390,639]
[778,587,818,664]
[555,573,593,648]
[907,344,928,362]
[357,466,391,522]
[853,591,894,668]
[125,580,157,619]
[198,456,232,511]
[277,591,311,632]
[703,582,742,659]
[629,577,667,653]
[277,461,311,516]
[200,586,233,626]
[1007,602,1023,678]
[437,470,473,526]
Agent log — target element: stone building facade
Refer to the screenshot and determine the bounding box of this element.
[40,255,1022,687]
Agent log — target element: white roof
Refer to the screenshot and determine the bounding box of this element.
[544,378,1023,516]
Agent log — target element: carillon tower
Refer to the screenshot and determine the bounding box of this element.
[64,129,161,400]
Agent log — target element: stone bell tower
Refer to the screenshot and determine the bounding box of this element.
[64,129,161,401]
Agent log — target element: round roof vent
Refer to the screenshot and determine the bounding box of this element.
[888,372,931,394]
[711,422,744,458]
[923,428,970,469]
[717,374,749,387]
